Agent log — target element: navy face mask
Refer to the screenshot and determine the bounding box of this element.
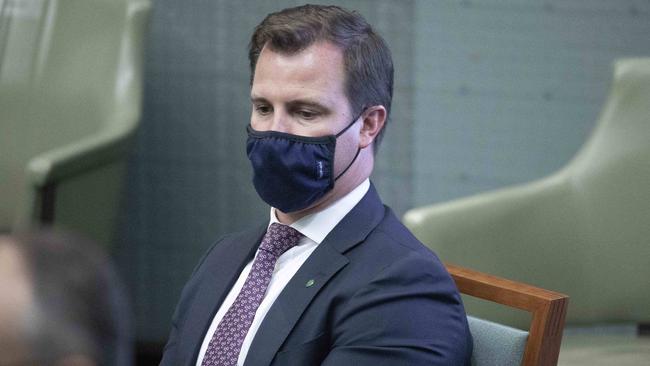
[246,114,362,213]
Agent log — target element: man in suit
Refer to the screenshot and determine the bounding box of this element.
[161,4,472,366]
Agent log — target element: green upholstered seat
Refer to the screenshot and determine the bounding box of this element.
[0,0,151,247]
[468,316,529,366]
[403,58,650,363]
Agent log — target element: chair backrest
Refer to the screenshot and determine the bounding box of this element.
[404,58,650,326]
[0,0,149,236]
[448,264,569,366]
[560,58,650,322]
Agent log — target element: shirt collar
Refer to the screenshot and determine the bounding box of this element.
[268,179,370,244]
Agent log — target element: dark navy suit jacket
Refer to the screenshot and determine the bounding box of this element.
[160,185,472,365]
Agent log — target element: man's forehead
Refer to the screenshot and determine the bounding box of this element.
[251,41,348,108]
[255,41,345,80]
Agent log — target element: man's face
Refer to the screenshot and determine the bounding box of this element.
[250,41,356,137]
[250,41,361,184]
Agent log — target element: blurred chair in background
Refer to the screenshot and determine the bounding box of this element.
[0,0,151,249]
[403,58,650,364]
[0,229,133,366]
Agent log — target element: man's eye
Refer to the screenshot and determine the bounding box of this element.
[255,105,272,115]
[297,110,317,119]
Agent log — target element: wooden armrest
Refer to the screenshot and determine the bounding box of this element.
[446,263,569,366]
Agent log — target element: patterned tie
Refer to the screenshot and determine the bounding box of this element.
[201,223,303,366]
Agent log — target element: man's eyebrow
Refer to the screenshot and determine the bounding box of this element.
[286,99,329,111]
[249,96,331,112]
[250,95,269,104]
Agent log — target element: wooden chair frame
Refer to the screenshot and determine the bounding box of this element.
[447,263,569,366]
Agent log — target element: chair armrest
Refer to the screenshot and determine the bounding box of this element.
[446,263,569,366]
[26,124,137,188]
[403,174,566,247]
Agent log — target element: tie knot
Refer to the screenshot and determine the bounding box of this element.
[258,223,303,258]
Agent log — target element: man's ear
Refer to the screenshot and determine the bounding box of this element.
[358,105,386,149]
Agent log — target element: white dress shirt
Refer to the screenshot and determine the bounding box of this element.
[196,179,370,366]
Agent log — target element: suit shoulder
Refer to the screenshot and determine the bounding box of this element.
[340,206,450,287]
[371,206,441,261]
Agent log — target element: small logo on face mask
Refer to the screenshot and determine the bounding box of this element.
[316,161,324,179]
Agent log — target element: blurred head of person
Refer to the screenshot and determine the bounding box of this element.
[0,229,132,366]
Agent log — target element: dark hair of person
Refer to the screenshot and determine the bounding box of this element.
[249,4,394,153]
[13,229,132,366]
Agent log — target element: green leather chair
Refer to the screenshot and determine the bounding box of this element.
[403,58,650,365]
[0,0,151,248]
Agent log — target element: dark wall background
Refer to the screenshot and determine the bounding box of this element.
[114,0,650,344]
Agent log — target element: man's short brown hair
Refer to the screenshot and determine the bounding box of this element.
[249,4,394,152]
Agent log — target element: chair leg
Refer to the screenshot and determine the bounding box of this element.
[38,183,56,224]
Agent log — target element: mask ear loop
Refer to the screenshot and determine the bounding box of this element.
[334,147,361,181]
[334,108,365,181]
[335,107,366,137]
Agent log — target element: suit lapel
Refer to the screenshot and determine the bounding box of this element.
[178,224,267,366]
[243,184,386,366]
